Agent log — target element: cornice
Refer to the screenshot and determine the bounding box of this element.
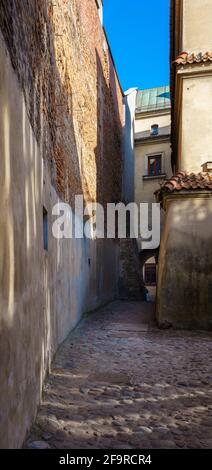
[135,135,170,147]
[162,191,212,211]
[135,108,170,120]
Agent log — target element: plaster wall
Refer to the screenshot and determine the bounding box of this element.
[156,196,212,330]
[135,140,172,205]
[178,74,212,173]
[134,112,171,254]
[182,0,212,52]
[0,32,119,449]
[135,112,170,134]
[123,89,137,203]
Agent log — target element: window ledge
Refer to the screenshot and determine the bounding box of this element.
[143,173,167,181]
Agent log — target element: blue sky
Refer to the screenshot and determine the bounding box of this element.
[104,0,170,91]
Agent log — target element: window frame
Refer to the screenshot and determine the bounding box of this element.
[148,154,162,177]
[143,151,165,179]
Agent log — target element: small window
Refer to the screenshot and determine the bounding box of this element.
[148,154,162,176]
[151,124,159,136]
[43,207,48,251]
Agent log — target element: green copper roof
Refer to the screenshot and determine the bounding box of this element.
[136,86,171,113]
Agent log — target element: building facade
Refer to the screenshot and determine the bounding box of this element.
[134,87,172,296]
[0,0,123,448]
[156,0,212,329]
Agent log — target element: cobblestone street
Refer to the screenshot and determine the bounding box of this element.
[26,301,212,449]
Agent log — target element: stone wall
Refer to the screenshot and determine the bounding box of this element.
[0,0,123,448]
[119,239,145,300]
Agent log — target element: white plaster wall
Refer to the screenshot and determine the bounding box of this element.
[123,88,137,203]
[0,34,119,448]
[135,112,171,134]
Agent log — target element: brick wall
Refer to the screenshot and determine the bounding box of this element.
[0,0,124,447]
[0,0,123,206]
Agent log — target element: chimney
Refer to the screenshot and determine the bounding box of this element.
[95,0,103,25]
[201,161,212,173]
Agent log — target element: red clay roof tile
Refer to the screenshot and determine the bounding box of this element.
[155,172,212,202]
[175,52,212,65]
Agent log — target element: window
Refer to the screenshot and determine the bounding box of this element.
[43,207,48,251]
[151,124,159,136]
[145,264,156,285]
[148,154,162,176]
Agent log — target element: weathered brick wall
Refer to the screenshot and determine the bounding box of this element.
[0,0,123,205]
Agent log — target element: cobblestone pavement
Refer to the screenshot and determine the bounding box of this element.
[26,301,212,449]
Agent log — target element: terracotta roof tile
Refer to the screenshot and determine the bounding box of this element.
[155,172,212,201]
[175,52,212,65]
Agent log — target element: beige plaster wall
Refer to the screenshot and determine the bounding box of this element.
[178,74,212,173]
[134,112,171,254]
[183,0,212,52]
[135,141,172,204]
[156,195,212,330]
[0,34,119,449]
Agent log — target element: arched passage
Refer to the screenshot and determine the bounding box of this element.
[139,248,159,301]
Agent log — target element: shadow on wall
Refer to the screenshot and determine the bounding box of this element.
[95,49,123,299]
[0,0,123,449]
[156,196,212,329]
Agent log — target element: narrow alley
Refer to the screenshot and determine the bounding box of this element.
[25,302,212,449]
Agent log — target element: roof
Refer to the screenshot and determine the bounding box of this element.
[135,125,171,142]
[155,171,212,202]
[136,86,171,114]
[175,51,212,65]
